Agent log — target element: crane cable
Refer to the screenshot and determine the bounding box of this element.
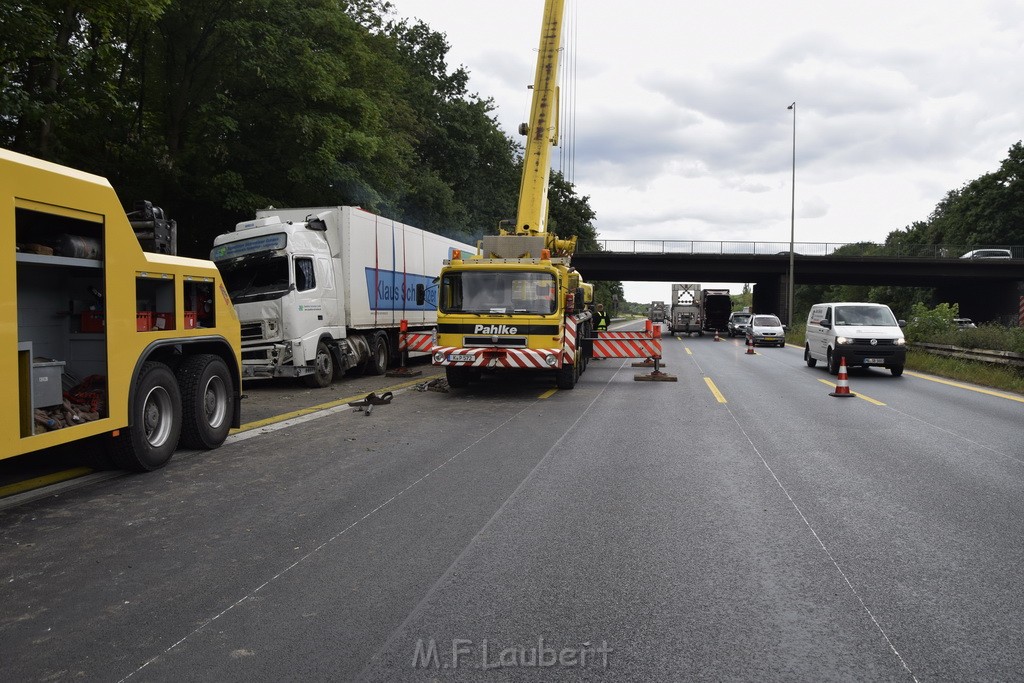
[558,0,578,186]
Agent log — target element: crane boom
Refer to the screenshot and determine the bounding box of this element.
[514,0,565,239]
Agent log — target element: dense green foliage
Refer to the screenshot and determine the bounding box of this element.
[0,0,607,275]
[906,303,1024,352]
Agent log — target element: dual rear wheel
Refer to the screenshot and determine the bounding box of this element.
[112,355,234,472]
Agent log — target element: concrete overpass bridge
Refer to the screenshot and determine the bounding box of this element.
[572,240,1024,324]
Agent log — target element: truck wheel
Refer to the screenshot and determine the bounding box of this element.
[111,362,182,471]
[303,340,334,388]
[890,365,904,377]
[177,355,234,450]
[556,360,576,390]
[804,345,817,367]
[446,366,470,388]
[826,349,839,375]
[366,332,389,376]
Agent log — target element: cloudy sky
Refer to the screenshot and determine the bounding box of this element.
[390,0,1024,304]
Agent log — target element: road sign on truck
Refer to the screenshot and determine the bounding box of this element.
[211,207,476,387]
[1,149,242,471]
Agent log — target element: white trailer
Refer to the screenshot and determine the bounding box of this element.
[211,207,476,387]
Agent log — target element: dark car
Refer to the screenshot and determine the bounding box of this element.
[727,312,752,337]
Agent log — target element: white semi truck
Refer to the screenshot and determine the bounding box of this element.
[212,207,475,387]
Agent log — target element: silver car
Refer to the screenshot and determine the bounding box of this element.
[747,314,787,347]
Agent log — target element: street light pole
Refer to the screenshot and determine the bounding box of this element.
[787,102,796,327]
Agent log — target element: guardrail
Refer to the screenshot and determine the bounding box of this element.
[910,342,1024,367]
[585,241,1024,259]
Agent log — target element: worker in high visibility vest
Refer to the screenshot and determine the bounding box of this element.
[593,303,609,331]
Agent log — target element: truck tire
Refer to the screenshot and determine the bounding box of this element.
[177,354,234,450]
[446,366,471,388]
[804,345,817,367]
[303,340,334,388]
[556,359,576,390]
[827,348,839,375]
[111,361,182,472]
[890,365,904,377]
[366,332,389,376]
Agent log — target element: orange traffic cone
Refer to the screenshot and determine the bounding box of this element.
[746,336,756,355]
[829,357,856,397]
[713,329,722,342]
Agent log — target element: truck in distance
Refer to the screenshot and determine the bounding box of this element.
[648,301,667,323]
[669,284,703,337]
[211,207,475,387]
[701,288,732,334]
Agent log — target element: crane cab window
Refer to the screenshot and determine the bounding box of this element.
[441,271,556,315]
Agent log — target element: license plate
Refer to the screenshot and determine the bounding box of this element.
[448,354,476,362]
[864,357,883,364]
[762,337,777,342]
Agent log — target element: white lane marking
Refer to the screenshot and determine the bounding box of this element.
[116,388,532,681]
[354,365,625,681]
[726,408,919,682]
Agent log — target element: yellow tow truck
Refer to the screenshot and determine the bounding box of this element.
[1,149,242,471]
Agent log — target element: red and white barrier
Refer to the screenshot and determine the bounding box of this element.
[401,331,434,353]
[592,332,662,359]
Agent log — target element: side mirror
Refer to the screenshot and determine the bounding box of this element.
[416,283,425,306]
[819,320,832,329]
[897,319,906,327]
[782,324,789,331]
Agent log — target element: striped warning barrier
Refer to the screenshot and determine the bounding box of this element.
[403,331,434,353]
[387,320,427,377]
[592,332,661,359]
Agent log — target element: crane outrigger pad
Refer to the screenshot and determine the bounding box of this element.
[631,359,667,367]
[634,357,677,382]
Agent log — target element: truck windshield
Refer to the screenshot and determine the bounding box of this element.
[217,253,291,303]
[835,306,898,326]
[440,271,556,315]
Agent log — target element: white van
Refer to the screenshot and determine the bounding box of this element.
[804,302,907,376]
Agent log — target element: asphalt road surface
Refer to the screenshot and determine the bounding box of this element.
[2,322,1023,681]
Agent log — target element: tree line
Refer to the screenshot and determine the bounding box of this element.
[793,141,1023,320]
[0,0,607,276]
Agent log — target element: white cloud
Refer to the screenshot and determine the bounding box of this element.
[391,0,1024,302]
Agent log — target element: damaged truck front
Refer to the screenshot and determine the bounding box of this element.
[212,207,475,387]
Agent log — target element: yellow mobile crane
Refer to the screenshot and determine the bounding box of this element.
[428,0,593,390]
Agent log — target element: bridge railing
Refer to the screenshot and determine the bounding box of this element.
[586,241,1024,259]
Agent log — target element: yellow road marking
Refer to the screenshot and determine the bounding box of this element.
[685,347,693,355]
[0,466,94,499]
[704,377,727,403]
[817,379,886,405]
[905,371,1024,404]
[539,388,558,399]
[233,373,442,433]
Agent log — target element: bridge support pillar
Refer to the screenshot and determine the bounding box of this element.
[752,276,785,320]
